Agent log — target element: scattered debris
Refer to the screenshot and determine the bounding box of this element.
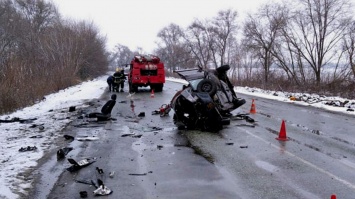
[132,134,142,138]
[151,126,163,131]
[93,185,113,196]
[121,134,142,138]
[109,171,115,178]
[64,134,74,141]
[121,134,135,137]
[76,136,99,141]
[152,104,171,117]
[232,114,255,123]
[75,178,96,186]
[69,106,76,112]
[138,112,145,117]
[19,146,37,152]
[57,147,74,160]
[66,158,96,172]
[97,179,104,187]
[79,191,88,198]
[29,124,44,129]
[29,135,44,139]
[38,125,45,131]
[0,117,37,123]
[96,167,104,174]
[129,173,147,176]
[235,124,256,128]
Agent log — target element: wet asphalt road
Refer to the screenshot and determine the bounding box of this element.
[29,81,355,199]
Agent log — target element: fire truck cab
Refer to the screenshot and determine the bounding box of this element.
[128,55,165,93]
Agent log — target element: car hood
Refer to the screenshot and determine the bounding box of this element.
[174,68,204,81]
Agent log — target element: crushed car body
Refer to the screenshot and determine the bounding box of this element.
[170,65,246,132]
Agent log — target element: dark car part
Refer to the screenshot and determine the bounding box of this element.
[197,79,217,96]
[171,65,245,132]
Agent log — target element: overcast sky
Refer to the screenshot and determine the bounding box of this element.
[51,0,277,52]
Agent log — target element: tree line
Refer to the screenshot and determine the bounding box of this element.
[2,0,354,115]
[111,0,355,99]
[0,0,108,114]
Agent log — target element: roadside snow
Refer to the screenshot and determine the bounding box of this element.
[0,76,107,199]
[236,86,355,114]
[0,76,354,199]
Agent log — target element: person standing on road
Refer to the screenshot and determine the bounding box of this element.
[113,68,125,92]
[107,75,114,92]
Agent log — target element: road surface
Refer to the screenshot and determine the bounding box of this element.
[29,80,355,199]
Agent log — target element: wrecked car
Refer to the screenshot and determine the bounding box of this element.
[170,65,246,132]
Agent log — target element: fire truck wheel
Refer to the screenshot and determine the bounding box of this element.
[152,84,163,92]
[129,83,138,93]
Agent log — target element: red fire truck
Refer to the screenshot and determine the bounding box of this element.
[127,55,165,93]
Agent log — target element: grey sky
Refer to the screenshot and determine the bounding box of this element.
[51,0,354,52]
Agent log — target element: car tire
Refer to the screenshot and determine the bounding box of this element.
[197,79,217,96]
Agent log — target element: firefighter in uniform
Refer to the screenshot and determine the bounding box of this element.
[113,68,125,92]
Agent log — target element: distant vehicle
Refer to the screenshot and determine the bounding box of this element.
[127,55,165,93]
[170,65,246,132]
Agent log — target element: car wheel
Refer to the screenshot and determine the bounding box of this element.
[197,79,217,96]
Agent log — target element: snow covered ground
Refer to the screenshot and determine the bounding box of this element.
[0,76,354,199]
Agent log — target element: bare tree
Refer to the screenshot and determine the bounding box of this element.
[342,20,355,79]
[184,19,212,68]
[284,0,352,85]
[15,0,59,33]
[243,3,287,85]
[0,0,109,114]
[109,44,134,69]
[156,23,191,71]
[0,0,20,74]
[209,9,238,67]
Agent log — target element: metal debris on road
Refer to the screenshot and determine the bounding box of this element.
[79,191,87,198]
[109,171,115,178]
[66,158,96,172]
[57,147,73,160]
[138,112,145,117]
[232,114,255,123]
[129,173,147,176]
[93,185,113,196]
[0,117,37,123]
[18,146,37,152]
[96,167,104,174]
[151,104,171,117]
[69,106,76,112]
[76,136,99,141]
[63,134,74,141]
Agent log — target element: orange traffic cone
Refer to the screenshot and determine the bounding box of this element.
[150,89,155,98]
[276,120,289,141]
[250,99,256,114]
[330,194,336,199]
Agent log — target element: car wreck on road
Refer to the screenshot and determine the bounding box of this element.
[171,65,246,132]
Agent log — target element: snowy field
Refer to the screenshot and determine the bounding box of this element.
[0,76,354,199]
